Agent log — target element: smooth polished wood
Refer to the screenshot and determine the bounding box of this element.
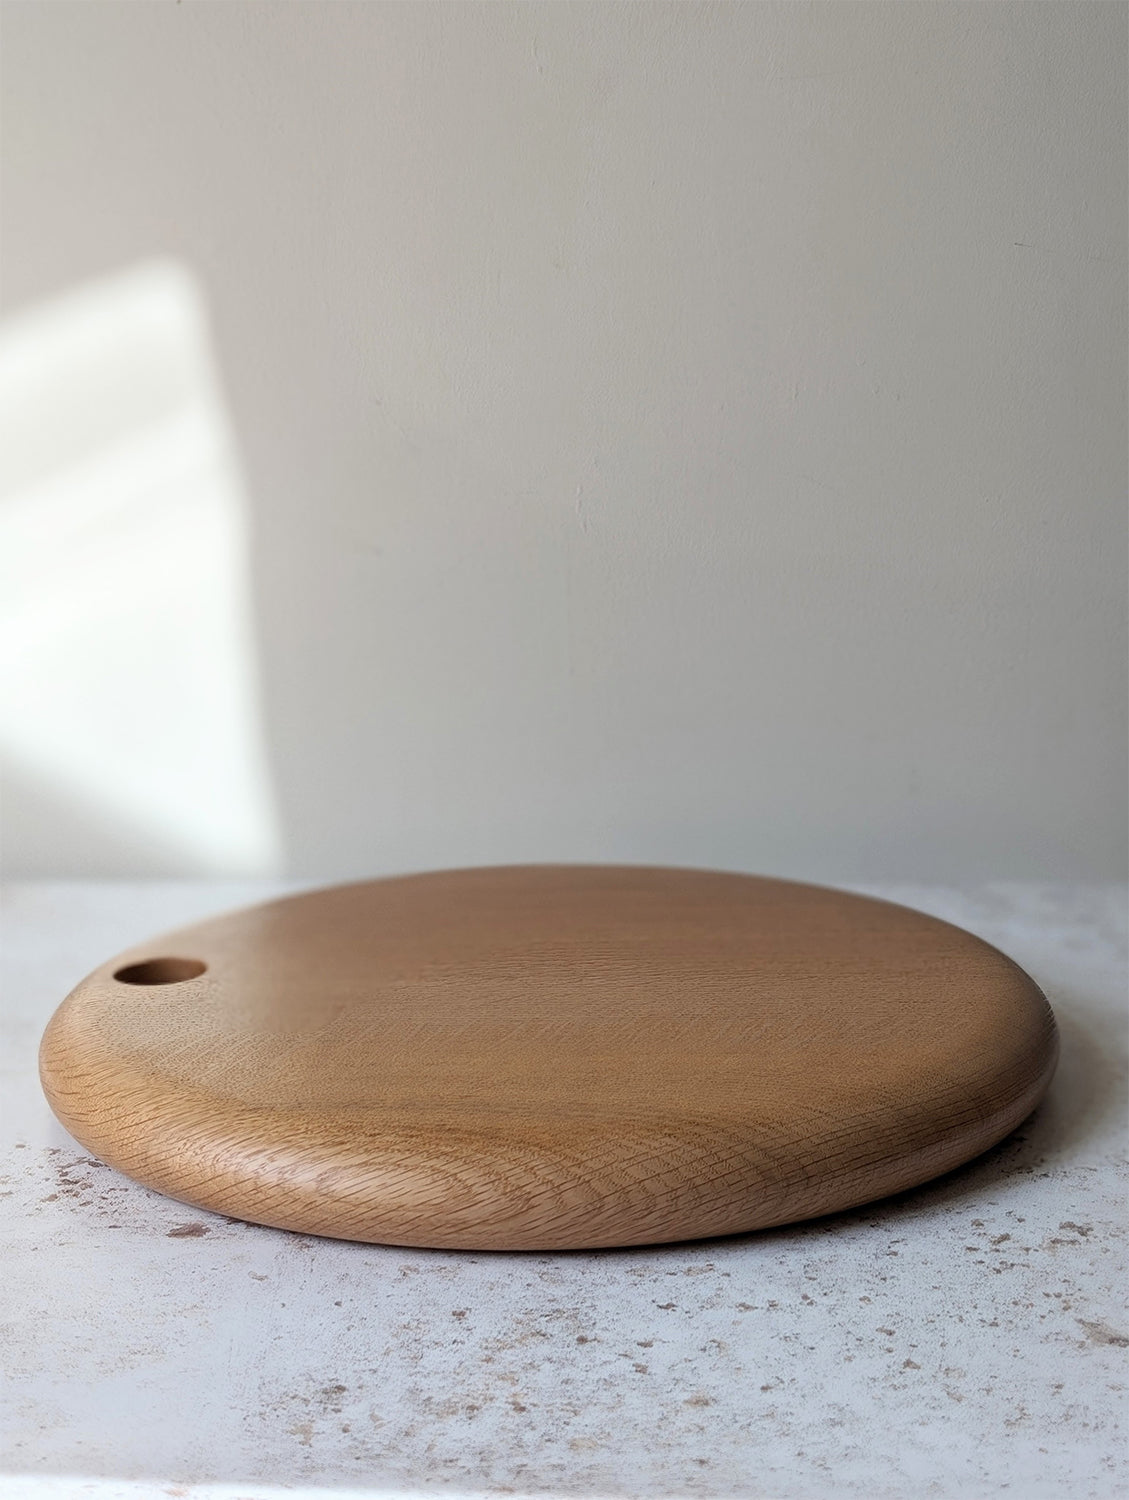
[39,866,1058,1250]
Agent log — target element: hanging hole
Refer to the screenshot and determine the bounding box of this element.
[113,957,207,986]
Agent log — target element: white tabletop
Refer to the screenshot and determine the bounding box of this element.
[2,881,1126,1500]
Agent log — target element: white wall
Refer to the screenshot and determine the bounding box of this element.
[1,1,1125,882]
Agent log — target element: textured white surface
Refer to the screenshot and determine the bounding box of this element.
[2,881,1126,1499]
[2,3,1127,883]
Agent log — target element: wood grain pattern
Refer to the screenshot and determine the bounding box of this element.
[39,866,1058,1250]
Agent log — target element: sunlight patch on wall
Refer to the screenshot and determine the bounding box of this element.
[0,261,282,875]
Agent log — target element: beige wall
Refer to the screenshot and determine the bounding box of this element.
[1,1,1125,881]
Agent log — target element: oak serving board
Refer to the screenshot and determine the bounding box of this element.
[39,866,1058,1250]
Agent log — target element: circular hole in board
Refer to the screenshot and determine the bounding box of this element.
[113,957,207,986]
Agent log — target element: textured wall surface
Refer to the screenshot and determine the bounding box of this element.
[1,2,1125,880]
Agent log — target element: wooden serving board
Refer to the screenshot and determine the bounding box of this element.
[39,866,1057,1250]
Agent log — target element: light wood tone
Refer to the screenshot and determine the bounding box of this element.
[39,866,1058,1250]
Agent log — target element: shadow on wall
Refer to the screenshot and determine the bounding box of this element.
[0,261,282,876]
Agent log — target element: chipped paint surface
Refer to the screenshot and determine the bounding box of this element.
[2,882,1126,1499]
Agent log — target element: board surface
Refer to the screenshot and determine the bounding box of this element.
[39,866,1058,1250]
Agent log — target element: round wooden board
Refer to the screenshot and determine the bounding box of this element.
[40,866,1058,1250]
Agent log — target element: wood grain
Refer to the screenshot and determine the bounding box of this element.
[39,866,1058,1250]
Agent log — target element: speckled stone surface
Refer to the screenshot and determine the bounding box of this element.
[2,881,1126,1500]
